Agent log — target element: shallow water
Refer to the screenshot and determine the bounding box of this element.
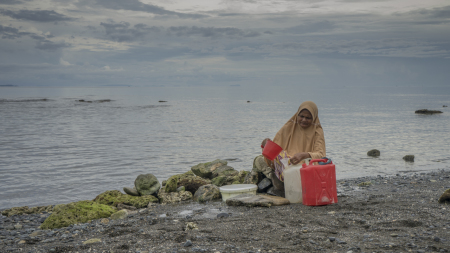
[0,86,449,209]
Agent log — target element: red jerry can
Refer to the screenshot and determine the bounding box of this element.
[301,158,338,206]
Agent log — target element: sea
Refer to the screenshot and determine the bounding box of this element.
[1,85,449,209]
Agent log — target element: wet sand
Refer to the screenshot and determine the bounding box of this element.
[1,169,450,253]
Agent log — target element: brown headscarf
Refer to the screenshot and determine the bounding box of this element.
[273,101,326,160]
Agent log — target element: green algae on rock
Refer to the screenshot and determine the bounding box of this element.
[110,210,128,220]
[193,184,221,203]
[191,159,228,179]
[134,173,161,196]
[157,188,193,204]
[164,175,179,193]
[40,200,116,229]
[164,170,211,194]
[93,190,158,208]
[1,205,54,217]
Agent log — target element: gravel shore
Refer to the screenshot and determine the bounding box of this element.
[1,169,450,253]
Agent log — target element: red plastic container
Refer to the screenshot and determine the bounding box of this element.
[262,140,283,160]
[301,158,338,206]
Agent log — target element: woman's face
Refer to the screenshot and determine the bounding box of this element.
[297,109,313,128]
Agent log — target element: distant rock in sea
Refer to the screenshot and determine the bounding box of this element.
[415,109,443,114]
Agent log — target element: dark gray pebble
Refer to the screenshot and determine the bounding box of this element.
[217,213,229,218]
[183,240,192,247]
[329,237,336,242]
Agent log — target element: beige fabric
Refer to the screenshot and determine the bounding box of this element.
[272,101,326,160]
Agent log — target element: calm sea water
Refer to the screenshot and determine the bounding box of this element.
[1,86,449,209]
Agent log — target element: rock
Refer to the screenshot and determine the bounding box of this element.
[403,155,415,162]
[83,238,102,245]
[226,194,289,207]
[183,240,193,247]
[165,175,179,193]
[358,181,372,187]
[157,188,193,204]
[100,218,109,224]
[367,149,380,157]
[168,171,211,194]
[117,203,137,211]
[14,223,22,230]
[253,155,273,178]
[177,186,185,192]
[1,205,53,217]
[185,222,198,231]
[266,186,285,198]
[40,200,116,229]
[444,105,448,107]
[135,174,161,196]
[243,170,262,185]
[123,187,140,196]
[193,184,221,203]
[217,213,229,218]
[415,109,443,114]
[211,165,238,178]
[191,159,228,179]
[110,210,128,220]
[257,178,272,192]
[438,189,450,204]
[93,190,158,208]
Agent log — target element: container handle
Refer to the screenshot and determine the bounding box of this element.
[308,157,332,165]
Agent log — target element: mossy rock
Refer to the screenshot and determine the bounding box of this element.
[1,205,53,217]
[438,189,450,204]
[134,174,161,196]
[211,171,247,187]
[403,155,415,162]
[191,159,228,179]
[358,181,372,187]
[93,190,158,208]
[40,200,116,229]
[243,170,262,185]
[193,184,221,203]
[367,149,380,157]
[211,165,238,178]
[165,176,179,193]
[157,188,193,204]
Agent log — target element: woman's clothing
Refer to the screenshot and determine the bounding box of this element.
[271,101,326,182]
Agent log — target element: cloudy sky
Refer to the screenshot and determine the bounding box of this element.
[0,0,449,87]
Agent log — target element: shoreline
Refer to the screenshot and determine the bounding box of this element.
[1,169,450,252]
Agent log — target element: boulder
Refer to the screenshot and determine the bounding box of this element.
[134,174,160,196]
[257,178,272,193]
[40,200,116,229]
[211,165,238,178]
[93,190,158,208]
[211,170,248,187]
[253,155,273,178]
[157,188,193,204]
[403,155,415,162]
[123,187,140,196]
[226,194,290,207]
[193,184,221,203]
[438,189,450,204]
[165,175,179,193]
[243,170,262,185]
[415,109,443,114]
[1,205,53,217]
[191,159,228,179]
[367,149,380,157]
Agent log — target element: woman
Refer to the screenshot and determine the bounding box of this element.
[262,101,326,193]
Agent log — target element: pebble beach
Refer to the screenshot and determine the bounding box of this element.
[1,169,450,253]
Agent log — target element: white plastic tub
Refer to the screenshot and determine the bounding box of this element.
[219,184,257,202]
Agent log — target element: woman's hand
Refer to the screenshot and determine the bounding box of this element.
[290,152,311,165]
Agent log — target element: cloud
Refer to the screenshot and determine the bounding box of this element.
[0,9,74,22]
[92,0,208,19]
[285,20,335,34]
[0,0,26,4]
[100,22,161,42]
[36,40,71,51]
[0,25,30,39]
[417,5,450,18]
[168,26,261,38]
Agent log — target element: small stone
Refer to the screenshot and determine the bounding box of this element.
[100,218,109,224]
[185,222,198,231]
[83,238,101,244]
[14,224,22,230]
[183,240,193,247]
[390,233,398,237]
[329,237,335,242]
[18,240,26,244]
[123,187,140,196]
[434,236,440,242]
[403,155,414,162]
[217,213,229,218]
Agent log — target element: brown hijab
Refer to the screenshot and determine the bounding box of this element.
[273,101,326,160]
